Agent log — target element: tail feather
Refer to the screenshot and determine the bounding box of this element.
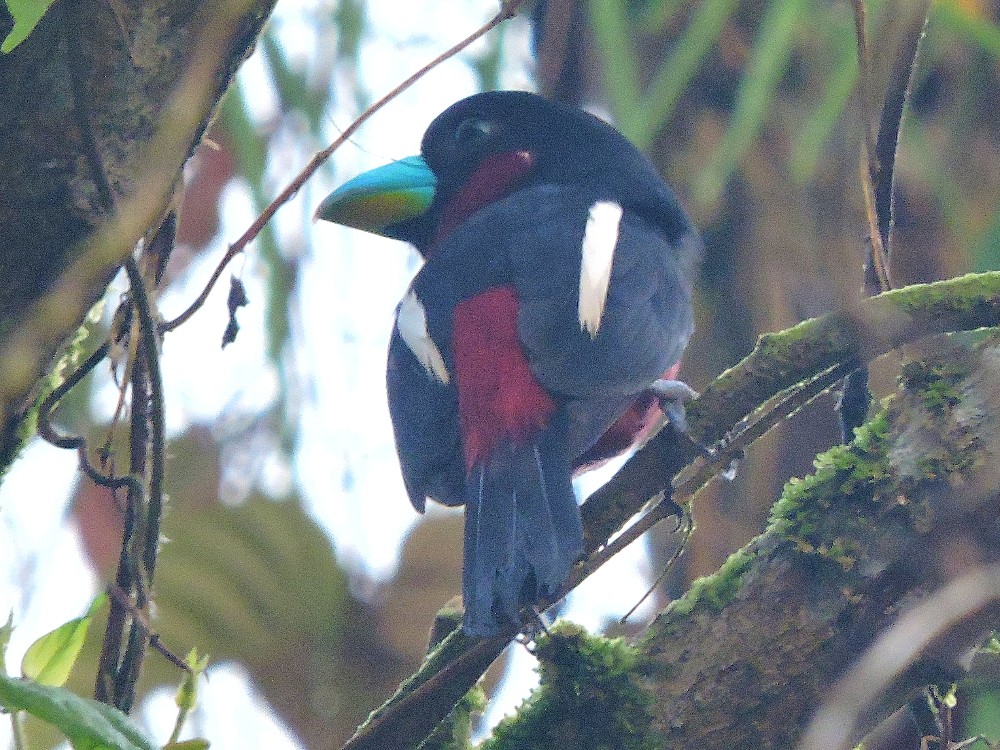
[462,429,583,636]
[463,465,516,634]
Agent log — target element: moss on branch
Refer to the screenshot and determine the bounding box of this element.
[486,623,656,750]
[635,337,1000,748]
[485,337,1000,749]
[342,276,1000,750]
[687,271,1000,447]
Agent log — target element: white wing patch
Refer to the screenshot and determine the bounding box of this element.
[397,290,450,384]
[578,200,623,338]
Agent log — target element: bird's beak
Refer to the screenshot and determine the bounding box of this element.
[314,155,436,237]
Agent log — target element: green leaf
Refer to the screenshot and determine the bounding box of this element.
[0,610,13,671]
[589,0,641,124]
[979,632,1000,655]
[175,650,209,712]
[165,651,209,749]
[2,0,58,53]
[693,0,804,208]
[0,673,158,750]
[628,0,740,150]
[22,593,108,687]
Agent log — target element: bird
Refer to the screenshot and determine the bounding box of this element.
[316,90,701,636]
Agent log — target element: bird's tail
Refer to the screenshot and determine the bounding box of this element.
[462,426,583,637]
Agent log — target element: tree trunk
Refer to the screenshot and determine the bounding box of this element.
[0,0,277,467]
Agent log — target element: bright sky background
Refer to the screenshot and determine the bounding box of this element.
[0,2,665,747]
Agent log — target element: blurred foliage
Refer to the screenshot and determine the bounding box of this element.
[965,681,1000,742]
[584,1,1000,745]
[583,0,1000,564]
[59,428,418,750]
[8,0,996,748]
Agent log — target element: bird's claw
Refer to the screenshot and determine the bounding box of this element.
[720,451,742,481]
[649,378,698,433]
[515,608,551,649]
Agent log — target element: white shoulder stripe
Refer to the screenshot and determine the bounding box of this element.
[578,200,622,338]
[397,290,450,384]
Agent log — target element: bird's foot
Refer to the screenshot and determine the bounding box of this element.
[650,378,741,480]
[719,451,741,481]
[515,608,551,651]
[649,378,698,433]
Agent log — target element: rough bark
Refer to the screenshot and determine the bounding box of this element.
[342,278,1000,750]
[496,337,1000,749]
[0,0,278,468]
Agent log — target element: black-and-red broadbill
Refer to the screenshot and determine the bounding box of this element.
[316,91,700,636]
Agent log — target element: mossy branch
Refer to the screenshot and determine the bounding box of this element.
[341,271,1000,750]
[487,338,1000,749]
[687,271,1000,446]
[584,271,1000,546]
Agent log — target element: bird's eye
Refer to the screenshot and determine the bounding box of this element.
[454,118,494,145]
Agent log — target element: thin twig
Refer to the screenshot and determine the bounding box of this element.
[161,0,527,334]
[94,256,170,709]
[861,168,892,293]
[100,365,133,471]
[125,258,167,588]
[36,341,141,494]
[620,510,692,625]
[677,360,858,503]
[565,494,683,599]
[873,2,931,259]
[101,316,149,711]
[851,0,879,185]
[100,302,140,477]
[851,0,892,294]
[843,1,930,446]
[10,711,28,750]
[107,257,168,714]
[96,384,142,704]
[105,583,192,673]
[37,343,110,445]
[569,359,854,592]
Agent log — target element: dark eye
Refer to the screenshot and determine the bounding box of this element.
[454,118,493,145]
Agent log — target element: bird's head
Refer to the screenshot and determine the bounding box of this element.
[316,90,688,256]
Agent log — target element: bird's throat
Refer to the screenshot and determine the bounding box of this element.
[432,150,535,249]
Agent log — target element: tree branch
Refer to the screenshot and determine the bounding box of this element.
[640,339,1000,748]
[0,0,278,467]
[340,271,1000,750]
[476,338,1000,749]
